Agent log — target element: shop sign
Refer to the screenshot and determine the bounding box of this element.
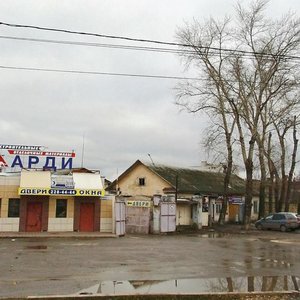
[8,150,75,157]
[0,144,44,151]
[0,144,75,170]
[126,200,151,208]
[18,188,105,197]
[0,155,8,167]
[51,175,74,189]
[228,196,244,204]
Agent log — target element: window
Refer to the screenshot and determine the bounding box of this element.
[216,203,222,214]
[202,201,209,212]
[287,214,297,220]
[253,201,258,214]
[138,177,145,186]
[273,214,285,220]
[56,199,67,218]
[8,199,20,217]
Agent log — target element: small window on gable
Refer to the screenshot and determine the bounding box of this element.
[138,177,145,186]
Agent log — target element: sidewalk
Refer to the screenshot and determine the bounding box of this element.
[1,224,298,239]
[0,226,250,238]
[212,223,257,234]
[0,231,118,239]
[175,223,258,235]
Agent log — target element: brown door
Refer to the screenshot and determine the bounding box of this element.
[229,204,239,222]
[26,202,43,232]
[79,203,95,232]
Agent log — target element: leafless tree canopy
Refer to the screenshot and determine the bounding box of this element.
[176,0,300,225]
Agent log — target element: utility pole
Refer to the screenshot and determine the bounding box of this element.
[81,133,85,168]
[175,174,178,203]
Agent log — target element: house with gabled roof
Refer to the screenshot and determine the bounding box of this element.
[108,160,244,196]
[108,160,245,228]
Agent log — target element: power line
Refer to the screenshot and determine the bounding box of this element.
[0,65,200,80]
[1,21,300,61]
[0,35,188,54]
[0,35,261,60]
[1,65,298,86]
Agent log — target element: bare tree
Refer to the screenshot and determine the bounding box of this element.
[176,17,237,225]
[176,0,300,227]
[286,117,299,211]
[271,115,299,211]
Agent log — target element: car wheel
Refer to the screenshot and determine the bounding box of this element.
[280,225,287,232]
[256,224,263,230]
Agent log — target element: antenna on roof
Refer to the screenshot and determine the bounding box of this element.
[148,153,155,167]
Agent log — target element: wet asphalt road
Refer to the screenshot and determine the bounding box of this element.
[0,231,300,297]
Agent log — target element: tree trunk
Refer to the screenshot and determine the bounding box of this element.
[248,276,254,292]
[268,174,274,214]
[258,145,266,218]
[218,142,233,225]
[285,117,298,211]
[278,176,287,212]
[274,174,280,212]
[266,133,274,214]
[243,158,253,229]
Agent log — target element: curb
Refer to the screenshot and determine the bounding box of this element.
[1,291,299,300]
[0,232,118,239]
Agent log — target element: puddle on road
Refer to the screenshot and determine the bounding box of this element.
[78,275,300,295]
[25,245,48,250]
[199,232,228,238]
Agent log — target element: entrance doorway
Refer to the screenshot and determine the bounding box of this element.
[79,203,95,232]
[229,204,239,222]
[125,206,150,234]
[26,202,43,232]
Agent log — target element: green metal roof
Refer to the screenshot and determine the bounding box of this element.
[147,163,245,195]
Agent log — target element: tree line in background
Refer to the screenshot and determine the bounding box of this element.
[176,0,300,228]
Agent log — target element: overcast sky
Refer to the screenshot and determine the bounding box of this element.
[0,0,299,180]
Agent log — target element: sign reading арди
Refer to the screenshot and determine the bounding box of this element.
[0,144,75,170]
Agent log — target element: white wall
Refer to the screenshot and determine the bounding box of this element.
[20,170,51,188]
[0,218,19,232]
[48,218,73,232]
[100,218,113,233]
[73,173,103,189]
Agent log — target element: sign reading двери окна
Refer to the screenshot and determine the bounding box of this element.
[18,188,105,197]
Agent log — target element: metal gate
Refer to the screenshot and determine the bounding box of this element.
[115,201,126,236]
[160,202,176,232]
[126,206,150,234]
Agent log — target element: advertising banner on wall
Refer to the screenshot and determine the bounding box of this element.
[0,144,44,151]
[18,188,105,197]
[0,144,76,170]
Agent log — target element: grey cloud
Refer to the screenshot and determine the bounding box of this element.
[0,0,299,179]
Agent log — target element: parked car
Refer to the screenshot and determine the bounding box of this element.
[290,213,300,227]
[255,212,299,232]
